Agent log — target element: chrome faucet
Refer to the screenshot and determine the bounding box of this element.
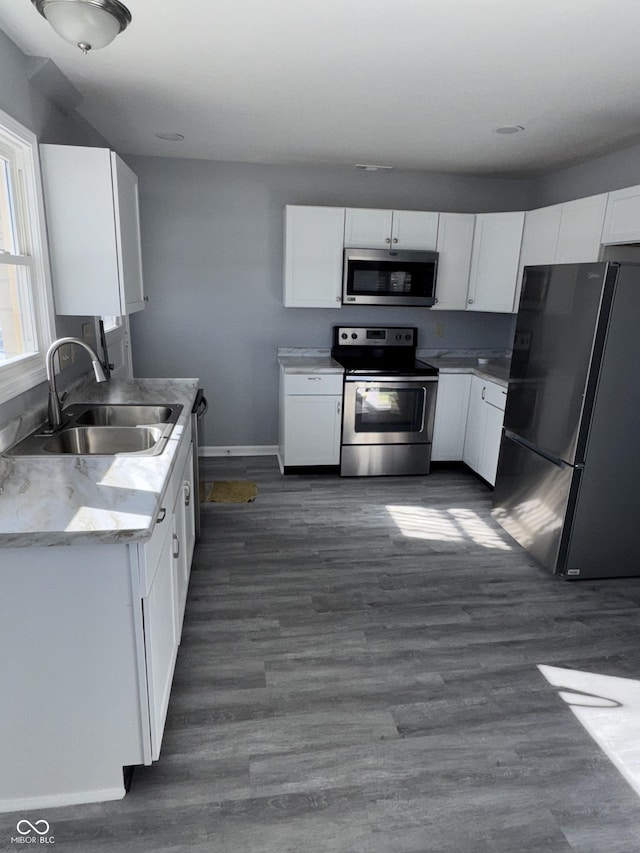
[46,337,108,431]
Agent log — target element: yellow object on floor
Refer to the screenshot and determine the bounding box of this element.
[199,480,258,503]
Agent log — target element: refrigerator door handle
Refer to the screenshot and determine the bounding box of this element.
[504,429,570,469]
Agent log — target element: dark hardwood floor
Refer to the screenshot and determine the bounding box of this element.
[4,457,640,852]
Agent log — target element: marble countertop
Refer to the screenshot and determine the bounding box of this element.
[277,348,510,386]
[0,377,199,548]
[278,355,344,373]
[424,357,511,386]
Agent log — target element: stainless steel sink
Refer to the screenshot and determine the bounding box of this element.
[75,404,176,427]
[5,402,183,457]
[44,426,163,455]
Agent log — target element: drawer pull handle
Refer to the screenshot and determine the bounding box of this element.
[307,376,322,381]
[173,533,180,559]
[157,507,167,523]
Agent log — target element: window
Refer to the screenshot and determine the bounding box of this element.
[0,108,55,405]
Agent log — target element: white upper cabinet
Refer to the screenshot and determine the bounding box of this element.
[40,144,145,317]
[554,194,607,263]
[432,212,475,310]
[519,204,562,271]
[601,185,640,244]
[515,194,607,308]
[344,208,439,250]
[467,211,525,313]
[283,205,345,308]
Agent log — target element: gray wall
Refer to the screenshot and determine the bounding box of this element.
[127,157,531,448]
[0,32,109,429]
[530,141,640,207]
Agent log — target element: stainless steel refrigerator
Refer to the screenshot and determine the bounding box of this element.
[492,262,640,579]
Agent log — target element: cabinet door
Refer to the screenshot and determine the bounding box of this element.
[462,377,486,472]
[112,153,145,314]
[40,144,145,317]
[343,208,393,248]
[478,397,505,486]
[467,212,525,313]
[432,373,472,461]
[284,206,344,307]
[174,445,195,635]
[391,210,439,250]
[515,205,562,308]
[284,395,342,466]
[518,204,561,269]
[555,194,607,264]
[433,213,475,310]
[40,145,122,316]
[601,185,640,244]
[143,528,178,761]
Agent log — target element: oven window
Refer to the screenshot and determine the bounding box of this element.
[355,386,425,433]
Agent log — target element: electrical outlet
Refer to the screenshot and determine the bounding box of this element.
[58,343,72,371]
[82,322,96,346]
[435,323,445,338]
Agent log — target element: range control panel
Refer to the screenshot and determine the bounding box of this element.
[333,327,417,347]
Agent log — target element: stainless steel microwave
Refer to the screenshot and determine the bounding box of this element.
[342,248,438,307]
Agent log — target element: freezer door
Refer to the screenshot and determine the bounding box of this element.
[492,433,580,575]
[505,263,614,465]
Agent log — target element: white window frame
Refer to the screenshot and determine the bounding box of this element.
[0,108,55,406]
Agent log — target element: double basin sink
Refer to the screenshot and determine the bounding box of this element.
[6,403,183,457]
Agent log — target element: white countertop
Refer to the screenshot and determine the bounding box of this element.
[278,355,344,373]
[277,350,510,386]
[425,356,510,386]
[0,378,199,548]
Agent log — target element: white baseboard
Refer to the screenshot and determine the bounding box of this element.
[200,445,278,457]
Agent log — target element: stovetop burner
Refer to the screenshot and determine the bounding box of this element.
[331,325,438,376]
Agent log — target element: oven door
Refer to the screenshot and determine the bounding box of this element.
[342,376,438,445]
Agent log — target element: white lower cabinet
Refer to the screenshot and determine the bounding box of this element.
[143,522,178,761]
[463,376,507,485]
[141,438,195,760]
[431,373,472,460]
[0,426,196,812]
[278,369,343,468]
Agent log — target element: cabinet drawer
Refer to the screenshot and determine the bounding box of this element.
[284,373,344,395]
[481,381,507,411]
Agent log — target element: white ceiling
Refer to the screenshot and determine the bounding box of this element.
[2,0,640,176]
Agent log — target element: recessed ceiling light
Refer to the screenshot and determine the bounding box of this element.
[354,163,393,172]
[155,132,185,142]
[494,125,525,135]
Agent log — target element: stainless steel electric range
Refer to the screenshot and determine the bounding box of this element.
[331,326,439,476]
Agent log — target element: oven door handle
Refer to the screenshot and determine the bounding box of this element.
[419,386,427,433]
[344,374,438,383]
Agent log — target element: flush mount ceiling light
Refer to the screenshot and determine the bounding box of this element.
[494,125,525,135]
[32,0,132,53]
[354,164,394,172]
[155,132,185,142]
